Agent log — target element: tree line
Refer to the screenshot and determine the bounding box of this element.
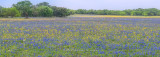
[0,0,160,18]
[0,0,75,18]
[75,8,160,16]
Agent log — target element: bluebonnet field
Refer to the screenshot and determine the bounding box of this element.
[0,17,160,57]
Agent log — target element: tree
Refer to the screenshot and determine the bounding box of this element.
[109,10,119,15]
[68,9,75,15]
[37,2,50,7]
[119,11,126,15]
[13,0,32,18]
[0,7,20,17]
[76,9,87,14]
[147,8,159,16]
[37,6,53,17]
[8,7,21,17]
[142,11,149,16]
[131,11,136,16]
[51,6,70,17]
[95,10,105,15]
[1,8,9,17]
[157,11,160,16]
[103,9,109,15]
[0,6,3,17]
[30,5,39,17]
[87,9,96,14]
[124,9,132,15]
[135,11,142,16]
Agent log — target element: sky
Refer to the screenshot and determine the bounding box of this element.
[0,0,159,10]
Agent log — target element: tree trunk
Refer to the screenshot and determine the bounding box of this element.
[25,12,28,19]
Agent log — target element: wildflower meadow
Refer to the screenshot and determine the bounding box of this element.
[0,18,160,57]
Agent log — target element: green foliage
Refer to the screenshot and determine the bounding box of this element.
[11,0,73,17]
[9,7,21,17]
[124,9,132,15]
[0,7,20,17]
[75,8,160,16]
[1,8,9,17]
[87,9,96,14]
[142,12,149,16]
[147,8,159,16]
[0,6,3,17]
[119,11,126,15]
[157,11,160,16]
[30,5,39,17]
[51,6,71,17]
[36,2,50,7]
[95,10,105,15]
[13,0,32,18]
[1,0,160,17]
[76,9,87,14]
[37,6,53,17]
[68,10,75,15]
[131,11,136,16]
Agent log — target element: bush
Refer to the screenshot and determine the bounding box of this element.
[37,6,53,17]
[51,6,72,17]
[0,7,21,18]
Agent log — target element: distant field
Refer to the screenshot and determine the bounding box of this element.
[0,17,160,57]
[0,14,160,21]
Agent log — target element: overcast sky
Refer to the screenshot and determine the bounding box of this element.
[0,0,159,10]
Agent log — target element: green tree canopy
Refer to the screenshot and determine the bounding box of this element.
[36,2,50,7]
[0,6,3,17]
[37,6,53,17]
[51,6,71,17]
[76,9,87,14]
[75,8,160,16]
[13,0,32,18]
[1,8,9,17]
[0,7,20,17]
[68,10,76,15]
[8,7,21,17]
[30,5,39,17]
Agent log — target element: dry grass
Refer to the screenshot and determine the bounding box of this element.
[0,14,160,21]
[0,18,56,21]
[70,14,160,18]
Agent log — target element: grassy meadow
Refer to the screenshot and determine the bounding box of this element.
[0,16,160,57]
